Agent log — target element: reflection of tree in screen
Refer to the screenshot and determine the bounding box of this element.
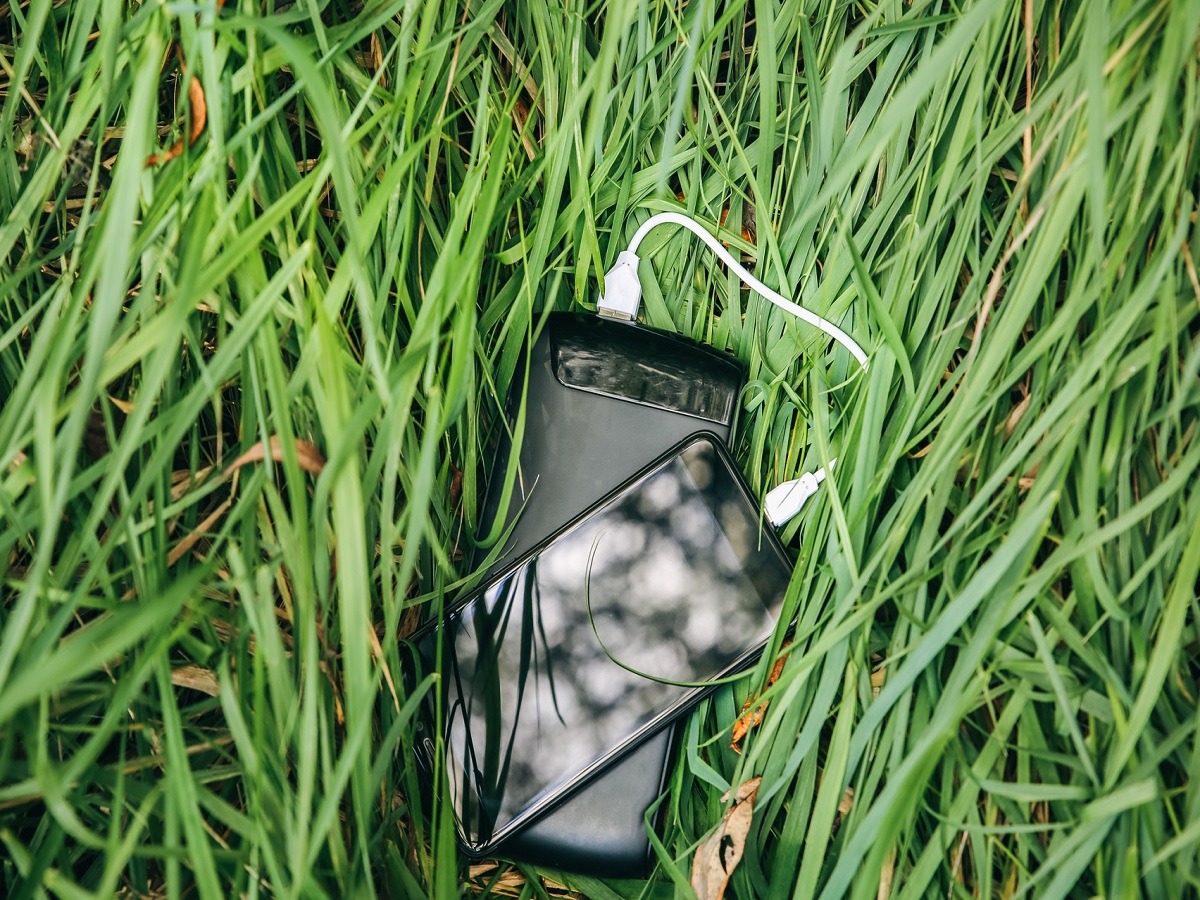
[442,442,791,837]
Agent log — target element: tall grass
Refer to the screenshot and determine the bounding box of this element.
[2,0,1198,896]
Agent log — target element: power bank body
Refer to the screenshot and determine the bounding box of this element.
[478,313,745,571]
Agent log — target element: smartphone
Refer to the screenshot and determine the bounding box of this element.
[408,432,793,856]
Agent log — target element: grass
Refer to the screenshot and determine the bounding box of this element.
[2,0,1199,896]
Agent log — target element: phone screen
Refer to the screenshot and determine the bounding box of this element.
[419,436,793,850]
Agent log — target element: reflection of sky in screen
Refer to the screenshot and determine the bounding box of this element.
[435,440,792,845]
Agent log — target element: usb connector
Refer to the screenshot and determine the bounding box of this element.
[597,250,643,321]
[763,459,837,527]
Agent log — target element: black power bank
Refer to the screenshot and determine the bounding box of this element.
[468,313,746,874]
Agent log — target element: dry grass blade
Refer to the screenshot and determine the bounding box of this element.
[968,204,1046,358]
[467,862,580,898]
[145,65,207,167]
[171,665,220,697]
[167,437,323,566]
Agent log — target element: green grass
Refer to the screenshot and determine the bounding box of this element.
[2,0,1199,896]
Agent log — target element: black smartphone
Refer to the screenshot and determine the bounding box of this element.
[407,432,793,857]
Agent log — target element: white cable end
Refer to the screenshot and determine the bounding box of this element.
[764,458,837,527]
[597,250,642,321]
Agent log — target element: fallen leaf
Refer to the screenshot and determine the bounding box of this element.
[731,642,790,753]
[170,465,214,501]
[368,32,388,88]
[226,435,326,476]
[171,665,219,697]
[691,777,761,900]
[368,622,401,714]
[467,861,580,898]
[145,65,207,166]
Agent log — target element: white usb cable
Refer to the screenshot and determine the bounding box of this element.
[596,211,867,526]
[597,211,869,368]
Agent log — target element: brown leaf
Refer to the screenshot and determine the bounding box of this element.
[870,664,886,699]
[171,665,219,697]
[226,435,326,477]
[731,641,790,753]
[369,32,388,88]
[368,622,401,714]
[691,777,761,900]
[467,861,580,898]
[145,56,207,167]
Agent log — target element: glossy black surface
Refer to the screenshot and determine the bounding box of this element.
[549,315,742,423]
[426,435,792,851]
[467,313,748,872]
[477,314,746,579]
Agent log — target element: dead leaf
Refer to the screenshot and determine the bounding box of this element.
[838,786,854,819]
[1183,240,1200,308]
[949,830,970,885]
[1003,375,1032,439]
[145,51,207,167]
[969,204,1046,357]
[690,777,761,900]
[170,465,213,502]
[731,642,790,753]
[169,431,326,569]
[171,665,219,696]
[109,394,135,414]
[226,435,326,477]
[368,623,401,714]
[870,664,886,698]
[368,32,388,88]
